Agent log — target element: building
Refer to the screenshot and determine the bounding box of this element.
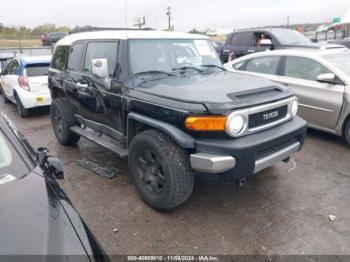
[342,8,350,37]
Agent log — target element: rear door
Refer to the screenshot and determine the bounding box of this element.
[277,56,344,129]
[63,42,88,117]
[24,63,50,94]
[221,32,252,62]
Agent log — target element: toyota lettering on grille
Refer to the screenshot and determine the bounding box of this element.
[263,111,279,121]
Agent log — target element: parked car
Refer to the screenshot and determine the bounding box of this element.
[0,53,17,88]
[333,38,350,49]
[0,113,107,259]
[224,48,350,145]
[41,32,67,46]
[49,30,306,210]
[0,56,52,117]
[219,28,343,63]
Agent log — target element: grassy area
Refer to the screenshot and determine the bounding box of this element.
[0,39,41,47]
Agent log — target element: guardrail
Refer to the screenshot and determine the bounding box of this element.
[0,46,52,56]
[305,30,346,42]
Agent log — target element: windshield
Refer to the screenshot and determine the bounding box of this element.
[322,52,350,76]
[128,39,221,74]
[25,63,50,77]
[273,30,312,45]
[0,130,29,178]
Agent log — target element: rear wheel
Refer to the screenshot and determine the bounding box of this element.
[1,86,10,104]
[129,129,194,211]
[15,95,29,117]
[51,98,80,146]
[343,118,350,146]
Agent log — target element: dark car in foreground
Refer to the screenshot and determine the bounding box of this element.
[0,113,106,260]
[220,28,344,62]
[41,32,67,46]
[49,30,307,211]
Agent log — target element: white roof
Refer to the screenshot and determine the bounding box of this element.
[342,8,350,24]
[56,30,208,46]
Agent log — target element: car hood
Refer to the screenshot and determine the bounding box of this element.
[128,71,293,114]
[281,42,344,49]
[0,169,93,258]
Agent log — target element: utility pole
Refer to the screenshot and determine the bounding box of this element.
[286,16,290,27]
[166,6,172,31]
[134,16,146,29]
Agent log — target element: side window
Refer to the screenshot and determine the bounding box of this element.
[84,41,118,77]
[245,56,280,75]
[284,56,332,81]
[4,60,19,75]
[67,42,85,72]
[252,32,272,47]
[231,32,251,46]
[51,46,70,71]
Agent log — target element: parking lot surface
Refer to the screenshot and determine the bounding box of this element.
[1,102,349,255]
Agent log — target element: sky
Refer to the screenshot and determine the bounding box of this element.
[1,0,349,32]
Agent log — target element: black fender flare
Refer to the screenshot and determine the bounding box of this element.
[127,112,195,149]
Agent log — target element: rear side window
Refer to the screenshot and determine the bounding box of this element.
[4,59,20,75]
[67,42,85,72]
[51,46,70,71]
[84,41,118,77]
[25,63,50,77]
[245,56,280,75]
[230,32,251,46]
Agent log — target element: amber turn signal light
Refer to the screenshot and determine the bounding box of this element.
[185,116,227,131]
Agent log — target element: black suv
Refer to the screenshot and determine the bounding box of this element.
[49,30,307,210]
[220,28,341,63]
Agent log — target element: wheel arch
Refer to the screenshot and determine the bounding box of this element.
[127,112,195,149]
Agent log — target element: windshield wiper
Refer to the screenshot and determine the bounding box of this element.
[172,66,203,73]
[199,64,226,71]
[134,70,175,77]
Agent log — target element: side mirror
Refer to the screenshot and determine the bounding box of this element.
[37,147,64,180]
[260,39,273,49]
[317,73,336,84]
[91,58,109,78]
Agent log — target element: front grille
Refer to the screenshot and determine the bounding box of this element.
[248,105,288,129]
[256,139,298,160]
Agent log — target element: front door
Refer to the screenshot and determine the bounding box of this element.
[277,56,344,130]
[81,40,124,134]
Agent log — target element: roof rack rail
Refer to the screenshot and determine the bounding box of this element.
[69,26,154,34]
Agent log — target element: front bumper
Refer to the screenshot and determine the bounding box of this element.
[190,116,307,179]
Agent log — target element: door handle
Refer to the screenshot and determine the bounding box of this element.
[282,83,289,87]
[247,49,255,53]
[223,49,230,53]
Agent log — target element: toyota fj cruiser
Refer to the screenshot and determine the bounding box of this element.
[49,30,307,210]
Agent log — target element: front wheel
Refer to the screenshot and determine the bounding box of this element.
[128,129,194,211]
[343,118,350,146]
[51,98,80,146]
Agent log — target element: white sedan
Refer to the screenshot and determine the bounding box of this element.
[0,56,52,117]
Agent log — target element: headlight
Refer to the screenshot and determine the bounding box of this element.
[291,99,298,117]
[226,113,246,136]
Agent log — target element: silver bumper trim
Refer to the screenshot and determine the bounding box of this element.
[254,142,301,174]
[190,153,236,174]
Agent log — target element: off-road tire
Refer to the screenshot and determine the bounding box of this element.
[128,129,194,211]
[15,94,29,117]
[343,118,350,146]
[51,98,80,146]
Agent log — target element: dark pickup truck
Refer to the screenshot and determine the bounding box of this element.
[220,28,343,63]
[49,30,307,210]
